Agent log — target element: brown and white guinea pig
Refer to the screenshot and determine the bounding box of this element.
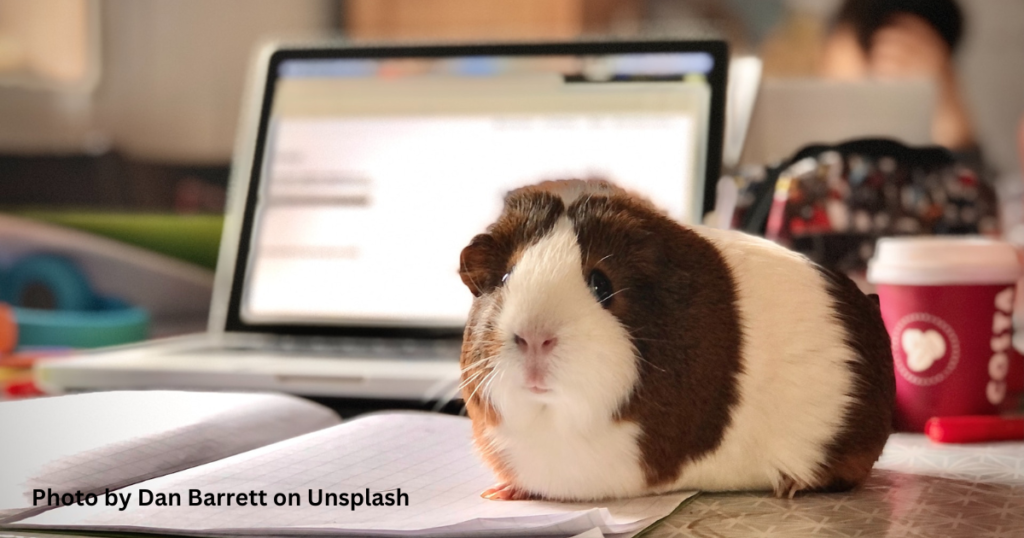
[457,179,895,502]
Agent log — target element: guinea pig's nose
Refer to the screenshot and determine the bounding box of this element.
[513,332,558,356]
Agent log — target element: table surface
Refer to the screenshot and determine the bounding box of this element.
[649,433,1024,538]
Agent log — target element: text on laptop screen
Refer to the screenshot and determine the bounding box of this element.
[242,52,715,328]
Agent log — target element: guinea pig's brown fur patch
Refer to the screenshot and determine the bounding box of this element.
[565,192,744,489]
[811,266,895,492]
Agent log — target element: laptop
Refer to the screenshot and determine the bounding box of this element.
[37,39,729,402]
[739,78,935,166]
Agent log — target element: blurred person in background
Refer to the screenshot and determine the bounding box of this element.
[753,0,1016,282]
[820,0,976,153]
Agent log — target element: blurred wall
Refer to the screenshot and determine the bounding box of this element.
[346,0,642,41]
[958,0,1024,176]
[0,0,1021,176]
[94,0,335,163]
[0,0,335,162]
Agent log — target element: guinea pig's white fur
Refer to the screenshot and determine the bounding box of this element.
[483,218,646,499]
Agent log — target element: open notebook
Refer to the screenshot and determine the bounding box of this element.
[0,392,695,537]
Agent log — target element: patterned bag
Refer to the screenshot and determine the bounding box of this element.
[740,139,998,280]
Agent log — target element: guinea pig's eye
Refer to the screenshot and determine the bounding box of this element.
[587,269,614,307]
[501,265,515,286]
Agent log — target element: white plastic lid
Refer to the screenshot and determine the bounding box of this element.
[867,237,1023,286]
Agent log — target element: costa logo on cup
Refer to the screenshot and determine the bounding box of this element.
[892,313,960,386]
[988,287,1014,405]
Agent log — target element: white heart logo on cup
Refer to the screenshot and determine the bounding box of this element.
[891,313,961,386]
[902,328,947,372]
[995,287,1014,314]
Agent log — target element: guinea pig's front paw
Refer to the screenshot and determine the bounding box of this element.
[481,482,535,501]
[773,474,812,499]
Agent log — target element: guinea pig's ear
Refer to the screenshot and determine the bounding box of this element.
[460,233,499,297]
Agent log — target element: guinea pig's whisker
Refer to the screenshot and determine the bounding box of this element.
[460,357,492,374]
[463,268,483,296]
[458,368,493,392]
[464,381,483,405]
[465,368,495,404]
[481,368,501,400]
[624,326,672,344]
[628,336,670,343]
[460,363,489,378]
[461,350,498,370]
[599,287,630,304]
[483,367,502,396]
[620,328,670,373]
[459,369,483,383]
[431,379,465,412]
[626,325,657,337]
[458,358,496,387]
[457,374,482,390]
[598,253,614,264]
[458,370,488,391]
[632,354,667,373]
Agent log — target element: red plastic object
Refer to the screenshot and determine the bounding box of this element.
[925,415,1024,443]
[4,379,45,398]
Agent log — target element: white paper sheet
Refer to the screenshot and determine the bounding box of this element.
[0,391,339,519]
[13,413,694,537]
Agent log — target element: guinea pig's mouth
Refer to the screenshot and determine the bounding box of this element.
[525,384,551,395]
[524,379,557,395]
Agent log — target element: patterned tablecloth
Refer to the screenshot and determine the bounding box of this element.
[649,434,1024,538]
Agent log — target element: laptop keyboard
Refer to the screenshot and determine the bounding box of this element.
[240,337,463,361]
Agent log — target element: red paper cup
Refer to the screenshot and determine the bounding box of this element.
[868,237,1024,432]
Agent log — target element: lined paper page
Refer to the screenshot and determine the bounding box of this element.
[0,391,339,520]
[16,413,694,537]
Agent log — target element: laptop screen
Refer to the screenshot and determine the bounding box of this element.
[229,42,727,334]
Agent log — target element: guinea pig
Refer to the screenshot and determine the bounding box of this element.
[457,179,895,502]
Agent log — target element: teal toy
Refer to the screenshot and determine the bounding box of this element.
[0,254,149,348]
